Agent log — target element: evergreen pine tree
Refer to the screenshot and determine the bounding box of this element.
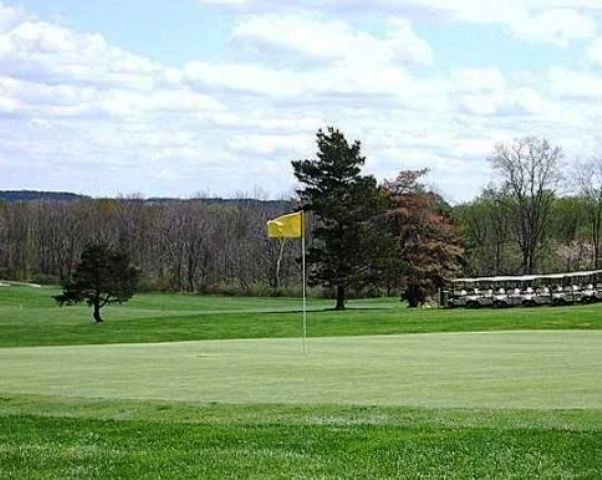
[55,244,139,323]
[292,127,383,310]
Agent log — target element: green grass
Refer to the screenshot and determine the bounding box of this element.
[2,284,602,347]
[2,331,602,409]
[3,284,602,478]
[2,395,602,479]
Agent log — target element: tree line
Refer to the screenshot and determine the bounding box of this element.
[1,129,602,307]
[456,137,602,277]
[0,197,302,296]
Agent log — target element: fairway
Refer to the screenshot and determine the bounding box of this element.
[3,285,602,348]
[2,330,601,409]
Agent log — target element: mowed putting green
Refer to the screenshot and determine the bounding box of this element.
[2,330,601,409]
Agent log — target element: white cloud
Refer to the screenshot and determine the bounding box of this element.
[449,69,549,117]
[452,68,506,94]
[181,61,304,96]
[180,56,420,99]
[179,14,437,100]
[0,1,20,30]
[549,67,602,98]
[232,13,433,65]
[508,8,596,47]
[227,133,311,156]
[200,0,599,46]
[456,88,546,117]
[0,16,161,90]
[587,37,602,67]
[385,18,434,65]
[101,90,223,116]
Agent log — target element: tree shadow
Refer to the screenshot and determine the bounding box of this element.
[261,306,396,315]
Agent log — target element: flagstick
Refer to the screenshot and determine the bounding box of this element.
[301,212,307,356]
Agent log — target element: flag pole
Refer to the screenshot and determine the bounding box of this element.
[301,211,307,356]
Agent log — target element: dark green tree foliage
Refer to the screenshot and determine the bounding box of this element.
[292,127,383,310]
[55,245,139,323]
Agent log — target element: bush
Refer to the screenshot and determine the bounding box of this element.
[136,274,172,293]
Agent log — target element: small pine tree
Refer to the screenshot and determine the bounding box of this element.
[55,244,139,323]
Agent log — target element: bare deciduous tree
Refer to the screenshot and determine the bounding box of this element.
[574,158,602,269]
[491,137,562,274]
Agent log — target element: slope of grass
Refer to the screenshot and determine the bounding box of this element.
[2,395,602,479]
[2,284,602,347]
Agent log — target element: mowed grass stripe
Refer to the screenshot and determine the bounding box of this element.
[3,285,602,347]
[5,394,602,430]
[2,331,602,409]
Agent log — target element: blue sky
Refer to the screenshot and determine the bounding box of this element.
[2,0,602,201]
[14,0,232,63]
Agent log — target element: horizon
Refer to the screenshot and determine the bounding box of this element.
[0,188,295,201]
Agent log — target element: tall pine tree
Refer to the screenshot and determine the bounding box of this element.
[292,128,383,310]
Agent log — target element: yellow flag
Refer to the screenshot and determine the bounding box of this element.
[267,211,303,238]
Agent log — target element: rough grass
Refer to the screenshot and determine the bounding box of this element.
[2,396,602,479]
[2,285,602,347]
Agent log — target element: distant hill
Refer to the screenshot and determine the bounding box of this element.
[0,190,89,202]
[0,190,291,207]
[146,197,292,208]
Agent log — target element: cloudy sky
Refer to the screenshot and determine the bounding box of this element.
[1,0,602,201]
